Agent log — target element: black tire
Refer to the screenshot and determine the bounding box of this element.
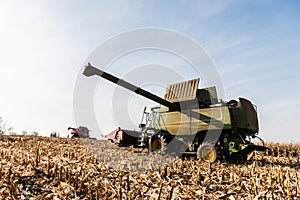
[149,135,165,153]
[197,142,217,163]
[159,130,174,144]
[149,130,171,153]
[71,134,79,138]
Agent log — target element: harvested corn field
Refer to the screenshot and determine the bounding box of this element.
[0,135,300,199]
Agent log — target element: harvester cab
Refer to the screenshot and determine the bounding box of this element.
[139,106,161,130]
[83,63,268,162]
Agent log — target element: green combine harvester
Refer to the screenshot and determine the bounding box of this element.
[83,63,268,162]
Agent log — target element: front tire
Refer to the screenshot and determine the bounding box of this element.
[149,130,171,153]
[149,135,165,153]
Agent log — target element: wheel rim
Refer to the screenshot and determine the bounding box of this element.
[202,147,216,162]
[197,143,217,163]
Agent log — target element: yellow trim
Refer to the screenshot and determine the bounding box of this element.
[202,148,216,162]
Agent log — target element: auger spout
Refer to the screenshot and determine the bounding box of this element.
[83,63,180,111]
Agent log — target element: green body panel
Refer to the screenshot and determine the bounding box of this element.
[158,106,232,136]
[155,97,259,136]
[229,98,259,133]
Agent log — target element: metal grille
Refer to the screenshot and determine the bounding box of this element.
[164,78,200,102]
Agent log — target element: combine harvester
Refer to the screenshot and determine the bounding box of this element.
[83,63,268,162]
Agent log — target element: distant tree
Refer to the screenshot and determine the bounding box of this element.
[31,132,38,137]
[51,131,60,137]
[8,127,17,135]
[0,117,12,134]
[22,131,27,136]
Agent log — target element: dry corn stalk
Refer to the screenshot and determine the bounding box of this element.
[0,135,299,199]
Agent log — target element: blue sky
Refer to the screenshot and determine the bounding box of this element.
[0,0,299,142]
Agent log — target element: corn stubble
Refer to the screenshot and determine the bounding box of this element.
[0,135,299,199]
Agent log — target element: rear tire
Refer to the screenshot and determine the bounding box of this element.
[197,143,217,163]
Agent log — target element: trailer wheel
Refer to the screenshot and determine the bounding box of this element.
[197,143,217,163]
